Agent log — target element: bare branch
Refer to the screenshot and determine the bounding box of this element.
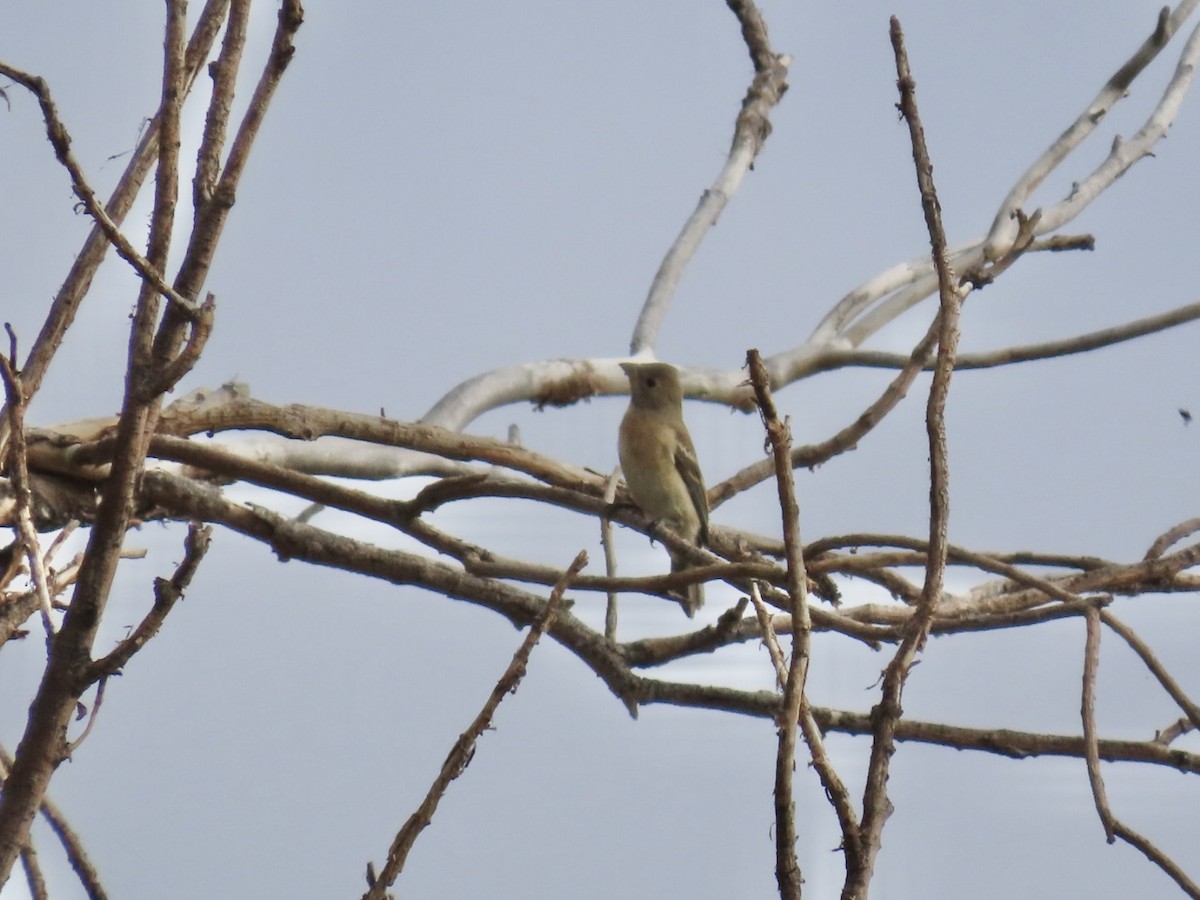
[0,744,110,900]
[628,1,789,355]
[0,63,200,320]
[0,344,55,636]
[1082,609,1200,896]
[1145,516,1200,559]
[1101,611,1200,734]
[0,1,230,467]
[711,314,943,509]
[748,350,807,897]
[985,2,1200,256]
[87,524,212,681]
[1111,821,1200,897]
[1081,607,1115,842]
[795,296,1200,377]
[748,581,787,689]
[858,21,964,891]
[193,0,251,213]
[748,349,860,897]
[363,551,587,899]
[601,468,621,641]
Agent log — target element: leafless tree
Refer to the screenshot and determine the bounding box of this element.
[2,2,1199,898]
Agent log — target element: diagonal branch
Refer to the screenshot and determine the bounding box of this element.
[857,20,964,893]
[0,0,230,431]
[749,349,858,898]
[628,0,789,355]
[362,550,586,899]
[0,62,200,320]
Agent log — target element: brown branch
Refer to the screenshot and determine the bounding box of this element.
[749,351,805,897]
[1081,607,1115,841]
[1145,516,1200,559]
[6,0,230,422]
[19,845,47,900]
[1101,611,1200,734]
[0,744,110,900]
[857,21,964,895]
[363,550,587,899]
[0,62,199,320]
[0,2,299,883]
[601,469,621,640]
[955,294,1200,369]
[141,293,216,399]
[803,532,1193,629]
[819,708,1200,770]
[1082,611,1200,896]
[1153,716,1195,746]
[166,0,303,312]
[0,342,55,635]
[193,0,251,213]
[748,582,788,689]
[711,312,942,510]
[790,296,1200,378]
[1111,821,1200,898]
[86,524,212,681]
[748,349,858,897]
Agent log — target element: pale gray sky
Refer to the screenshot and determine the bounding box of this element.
[2,2,1199,897]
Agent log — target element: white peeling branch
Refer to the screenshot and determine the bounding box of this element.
[628,3,790,356]
[800,4,1199,367]
[985,1,1200,257]
[1031,17,1200,239]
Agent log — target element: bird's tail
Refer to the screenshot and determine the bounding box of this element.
[670,551,705,617]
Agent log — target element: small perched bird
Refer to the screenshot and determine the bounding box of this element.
[618,362,709,611]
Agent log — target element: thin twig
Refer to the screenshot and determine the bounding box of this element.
[1101,611,1200,733]
[712,313,943,509]
[0,63,200,319]
[1081,610,1200,896]
[364,551,587,899]
[0,745,109,900]
[0,0,230,463]
[748,581,787,690]
[806,295,1200,376]
[0,340,55,636]
[602,468,621,641]
[64,676,107,756]
[1081,607,1115,841]
[1111,821,1200,898]
[748,349,806,898]
[87,524,212,681]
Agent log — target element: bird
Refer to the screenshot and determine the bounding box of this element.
[617,362,709,612]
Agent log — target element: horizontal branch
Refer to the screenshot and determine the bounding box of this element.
[807,297,1200,375]
[131,469,1200,784]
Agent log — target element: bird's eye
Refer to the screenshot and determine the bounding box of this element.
[646,377,657,388]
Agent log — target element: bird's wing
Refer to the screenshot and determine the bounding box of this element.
[673,428,709,546]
